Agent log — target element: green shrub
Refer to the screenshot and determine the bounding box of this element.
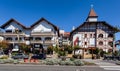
[83,61,95,65]
[58,51,66,56]
[3,59,14,63]
[73,59,84,66]
[59,60,74,66]
[0,59,16,64]
[45,59,59,65]
[0,59,5,64]
[0,55,8,59]
[70,58,75,61]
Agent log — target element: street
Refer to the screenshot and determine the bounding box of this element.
[0,64,118,71]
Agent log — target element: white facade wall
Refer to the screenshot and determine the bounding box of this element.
[5,22,23,32]
[88,18,97,22]
[31,21,55,33]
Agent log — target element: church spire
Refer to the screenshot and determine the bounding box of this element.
[86,5,98,22]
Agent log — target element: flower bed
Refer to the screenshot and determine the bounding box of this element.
[41,58,85,66]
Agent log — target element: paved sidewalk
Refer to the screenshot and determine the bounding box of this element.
[83,59,120,71]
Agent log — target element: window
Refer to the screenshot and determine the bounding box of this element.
[6,37,12,41]
[15,37,22,40]
[35,37,41,41]
[93,34,95,38]
[90,34,92,38]
[6,30,12,33]
[98,34,103,38]
[30,37,33,41]
[84,34,87,38]
[45,37,51,40]
[99,41,103,45]
[108,34,113,38]
[108,42,113,47]
[85,42,87,45]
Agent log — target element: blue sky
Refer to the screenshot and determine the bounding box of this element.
[0,0,120,40]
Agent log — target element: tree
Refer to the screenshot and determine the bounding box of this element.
[47,45,53,54]
[0,41,9,50]
[19,43,30,53]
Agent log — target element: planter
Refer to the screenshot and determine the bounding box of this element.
[24,58,29,63]
[30,59,34,63]
[34,59,38,63]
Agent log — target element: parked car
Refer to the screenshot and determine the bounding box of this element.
[12,53,29,59]
[31,53,46,59]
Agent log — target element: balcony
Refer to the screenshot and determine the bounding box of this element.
[31,32,55,36]
[0,32,25,36]
[44,40,54,44]
[30,40,54,44]
[6,40,25,43]
[30,40,43,43]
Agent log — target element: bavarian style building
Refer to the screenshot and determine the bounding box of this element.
[0,18,59,53]
[70,8,118,57]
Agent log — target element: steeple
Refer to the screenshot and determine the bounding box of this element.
[86,5,98,22]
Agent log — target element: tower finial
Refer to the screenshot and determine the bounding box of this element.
[91,4,94,9]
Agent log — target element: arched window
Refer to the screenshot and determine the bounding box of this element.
[45,37,51,40]
[6,37,12,41]
[108,34,113,38]
[99,41,103,45]
[15,37,22,40]
[98,34,103,38]
[108,42,113,47]
[35,37,41,41]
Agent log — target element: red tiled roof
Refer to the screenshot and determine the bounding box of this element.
[64,32,70,37]
[88,8,97,17]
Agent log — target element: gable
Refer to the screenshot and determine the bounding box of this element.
[31,20,55,32]
[70,21,117,38]
[4,21,24,31]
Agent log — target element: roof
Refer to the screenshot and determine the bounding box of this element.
[88,8,97,17]
[70,21,118,37]
[0,18,27,29]
[31,17,59,36]
[64,32,70,37]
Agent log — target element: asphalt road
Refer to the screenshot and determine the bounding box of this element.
[0,64,118,71]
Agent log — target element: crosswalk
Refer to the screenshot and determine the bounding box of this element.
[83,59,120,71]
[99,66,120,71]
[96,62,120,71]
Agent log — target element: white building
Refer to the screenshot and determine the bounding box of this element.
[0,18,59,52]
